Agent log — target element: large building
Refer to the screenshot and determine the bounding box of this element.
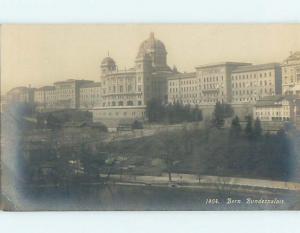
[7,33,300,126]
[6,86,35,104]
[168,72,197,105]
[1,95,8,112]
[231,63,282,104]
[34,86,55,110]
[79,82,102,109]
[92,32,176,122]
[195,62,251,105]
[253,95,295,122]
[281,51,300,96]
[34,79,94,111]
[168,62,251,107]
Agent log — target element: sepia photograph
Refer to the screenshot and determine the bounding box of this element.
[1,24,300,211]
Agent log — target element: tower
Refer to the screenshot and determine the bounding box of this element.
[136,32,169,71]
[100,56,116,75]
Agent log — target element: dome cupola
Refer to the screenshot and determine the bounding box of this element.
[101,56,116,73]
[136,32,168,69]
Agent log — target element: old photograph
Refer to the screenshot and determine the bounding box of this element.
[1,24,300,210]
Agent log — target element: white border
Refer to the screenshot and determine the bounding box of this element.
[1,0,300,233]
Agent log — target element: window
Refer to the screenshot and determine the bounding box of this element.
[127,100,133,106]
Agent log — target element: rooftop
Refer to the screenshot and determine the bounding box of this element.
[80,82,102,88]
[232,63,280,73]
[255,95,293,107]
[54,79,93,85]
[285,51,300,62]
[36,86,55,91]
[168,72,196,80]
[196,62,251,69]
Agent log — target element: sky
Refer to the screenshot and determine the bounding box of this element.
[2,24,300,94]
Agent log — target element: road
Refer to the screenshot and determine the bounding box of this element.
[100,172,300,193]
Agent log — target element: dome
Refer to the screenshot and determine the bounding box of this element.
[286,51,300,61]
[136,32,168,69]
[137,32,167,59]
[101,56,116,73]
[101,56,116,67]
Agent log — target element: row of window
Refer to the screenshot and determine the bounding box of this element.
[103,94,142,100]
[102,100,142,107]
[232,89,274,95]
[232,72,272,80]
[81,94,101,99]
[232,80,273,88]
[203,76,223,82]
[256,111,290,116]
[256,116,290,121]
[95,110,144,117]
[233,97,257,102]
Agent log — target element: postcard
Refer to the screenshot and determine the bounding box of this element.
[1,24,300,210]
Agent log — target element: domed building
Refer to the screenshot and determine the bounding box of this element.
[100,56,116,73]
[92,32,176,123]
[281,51,300,96]
[136,32,170,71]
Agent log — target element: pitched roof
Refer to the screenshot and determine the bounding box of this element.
[255,95,292,107]
[196,62,251,69]
[232,63,280,73]
[168,72,196,80]
[80,82,102,88]
[285,51,300,62]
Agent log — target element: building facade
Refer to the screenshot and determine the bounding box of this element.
[6,86,35,104]
[33,79,94,111]
[92,32,175,122]
[1,96,8,112]
[253,96,295,122]
[281,51,300,96]
[34,86,55,110]
[195,62,251,105]
[79,82,102,109]
[168,72,198,105]
[231,63,282,104]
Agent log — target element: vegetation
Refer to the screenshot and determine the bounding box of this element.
[132,120,144,129]
[212,101,234,128]
[16,100,296,188]
[146,98,202,124]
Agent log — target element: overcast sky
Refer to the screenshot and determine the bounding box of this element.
[2,24,300,93]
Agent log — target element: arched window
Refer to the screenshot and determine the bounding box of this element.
[127,100,133,106]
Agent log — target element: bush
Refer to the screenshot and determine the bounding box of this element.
[146,99,202,124]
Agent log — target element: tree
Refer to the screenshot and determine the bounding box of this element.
[212,102,234,128]
[223,103,234,118]
[244,115,253,139]
[132,120,143,129]
[230,116,242,137]
[146,98,165,122]
[104,157,116,181]
[146,98,203,124]
[192,106,203,122]
[157,132,182,182]
[46,113,61,129]
[253,117,263,139]
[212,101,225,128]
